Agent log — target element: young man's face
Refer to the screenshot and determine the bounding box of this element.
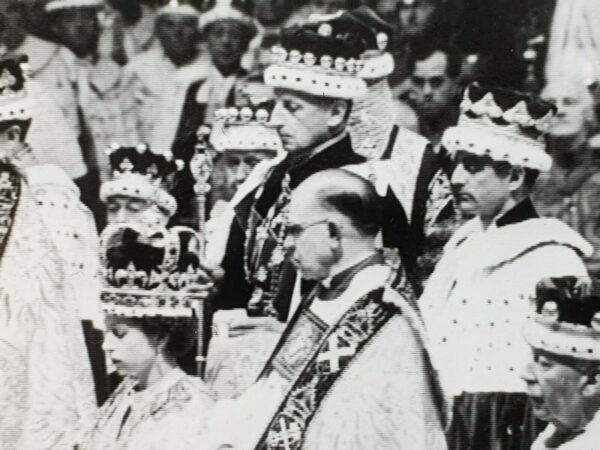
[522,348,592,431]
[221,149,275,200]
[398,0,438,39]
[52,8,100,58]
[206,19,249,72]
[450,151,512,220]
[411,50,456,121]
[270,89,340,154]
[156,14,199,66]
[106,195,169,227]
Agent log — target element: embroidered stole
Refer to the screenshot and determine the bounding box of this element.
[0,164,20,259]
[254,287,396,450]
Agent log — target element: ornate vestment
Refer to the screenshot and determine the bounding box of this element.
[203,261,448,449]
[0,164,97,449]
[420,199,592,449]
[75,369,214,449]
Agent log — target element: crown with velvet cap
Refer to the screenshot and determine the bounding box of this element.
[328,7,394,80]
[442,83,556,172]
[45,0,103,12]
[199,0,257,36]
[197,102,283,153]
[264,12,383,99]
[99,222,207,317]
[524,276,600,361]
[100,144,183,218]
[0,53,33,123]
[157,0,199,17]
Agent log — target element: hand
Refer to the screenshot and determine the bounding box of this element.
[189,264,225,301]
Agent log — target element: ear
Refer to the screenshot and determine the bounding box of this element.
[508,166,526,193]
[326,99,349,129]
[327,219,342,249]
[581,370,600,398]
[6,125,21,143]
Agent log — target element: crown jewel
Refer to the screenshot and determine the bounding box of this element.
[100,223,208,317]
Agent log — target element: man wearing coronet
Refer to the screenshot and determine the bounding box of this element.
[208,9,412,332]
[523,276,600,450]
[0,54,98,449]
[420,83,592,450]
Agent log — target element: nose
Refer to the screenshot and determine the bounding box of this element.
[102,332,115,353]
[451,162,467,186]
[236,162,250,183]
[270,101,286,126]
[423,82,433,96]
[521,360,537,386]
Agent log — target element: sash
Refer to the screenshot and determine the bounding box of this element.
[254,287,396,450]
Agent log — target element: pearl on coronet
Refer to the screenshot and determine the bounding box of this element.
[377,32,388,51]
[256,109,269,123]
[289,50,302,64]
[334,57,346,71]
[318,23,332,37]
[240,107,253,121]
[303,52,316,66]
[320,55,333,69]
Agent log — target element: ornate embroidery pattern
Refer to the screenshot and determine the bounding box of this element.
[0,165,20,258]
[256,288,396,450]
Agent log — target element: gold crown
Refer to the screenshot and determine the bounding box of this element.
[99,223,208,317]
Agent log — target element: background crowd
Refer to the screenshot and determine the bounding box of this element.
[2,0,599,272]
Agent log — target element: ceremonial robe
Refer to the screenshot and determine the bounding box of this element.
[420,198,592,450]
[74,368,214,449]
[202,258,448,449]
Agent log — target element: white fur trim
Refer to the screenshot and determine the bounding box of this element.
[199,0,255,29]
[157,4,199,17]
[358,52,394,80]
[0,96,33,122]
[210,123,283,153]
[45,0,102,12]
[100,174,177,217]
[442,124,552,172]
[264,63,366,99]
[524,320,600,361]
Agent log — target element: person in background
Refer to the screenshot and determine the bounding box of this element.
[100,144,183,228]
[46,0,128,229]
[523,276,600,450]
[533,76,600,266]
[420,83,592,450]
[104,0,162,65]
[121,0,207,155]
[73,223,214,448]
[0,53,98,449]
[389,0,455,86]
[200,169,448,449]
[405,38,461,147]
[0,0,86,181]
[201,104,283,401]
[165,0,258,225]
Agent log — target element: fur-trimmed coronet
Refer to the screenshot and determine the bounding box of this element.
[265,9,399,98]
[100,144,183,217]
[524,276,600,361]
[0,53,32,123]
[99,223,207,318]
[157,0,200,16]
[200,103,283,153]
[45,0,103,12]
[198,0,257,36]
[442,83,556,172]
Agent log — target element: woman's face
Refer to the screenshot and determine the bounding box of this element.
[103,318,158,381]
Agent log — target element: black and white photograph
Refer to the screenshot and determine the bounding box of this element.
[0,0,599,448]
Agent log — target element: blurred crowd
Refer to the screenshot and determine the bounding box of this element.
[0,0,595,253]
[3,0,600,449]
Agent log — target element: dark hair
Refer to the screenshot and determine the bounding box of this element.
[138,316,197,358]
[408,37,462,78]
[0,119,32,141]
[317,170,383,237]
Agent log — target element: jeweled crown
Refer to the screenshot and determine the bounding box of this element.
[100,144,184,217]
[524,276,600,360]
[99,223,208,317]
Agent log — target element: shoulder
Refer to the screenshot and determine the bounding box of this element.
[151,375,214,418]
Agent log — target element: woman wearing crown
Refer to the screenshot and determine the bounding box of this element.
[73,223,214,449]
